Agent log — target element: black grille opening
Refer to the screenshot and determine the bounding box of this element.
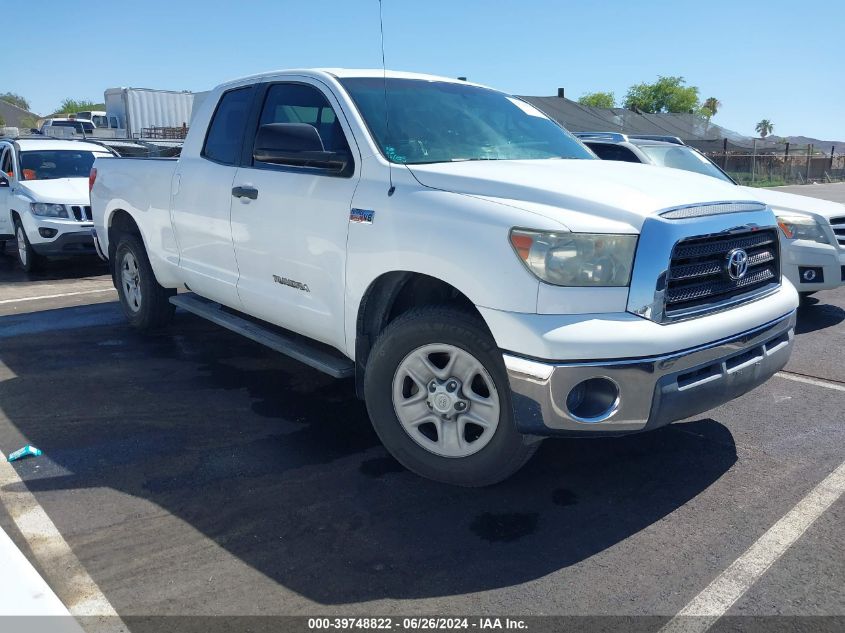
[666,229,779,315]
[69,205,92,221]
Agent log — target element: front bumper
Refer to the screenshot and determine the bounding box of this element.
[781,240,845,291]
[505,310,795,436]
[30,230,97,257]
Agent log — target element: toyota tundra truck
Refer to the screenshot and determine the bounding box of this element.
[90,69,799,486]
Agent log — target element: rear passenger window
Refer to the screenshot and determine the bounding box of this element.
[202,87,253,165]
[587,143,641,163]
[255,83,350,157]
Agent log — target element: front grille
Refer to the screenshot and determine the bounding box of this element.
[70,205,92,221]
[665,229,779,315]
[830,216,845,246]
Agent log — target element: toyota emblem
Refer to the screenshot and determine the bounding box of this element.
[726,248,749,280]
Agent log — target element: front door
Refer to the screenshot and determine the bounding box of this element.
[231,80,361,350]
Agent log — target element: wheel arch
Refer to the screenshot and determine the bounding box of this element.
[353,271,490,398]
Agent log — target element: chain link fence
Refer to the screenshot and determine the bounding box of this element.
[700,148,845,186]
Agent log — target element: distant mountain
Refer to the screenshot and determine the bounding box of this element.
[774,136,845,154]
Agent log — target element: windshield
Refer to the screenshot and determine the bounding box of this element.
[340,78,593,164]
[638,144,734,184]
[19,150,97,180]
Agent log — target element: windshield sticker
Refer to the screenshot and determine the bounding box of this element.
[506,97,545,118]
[385,146,407,163]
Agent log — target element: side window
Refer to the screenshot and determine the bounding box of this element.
[588,143,641,163]
[202,87,253,165]
[255,83,350,159]
[1,148,13,179]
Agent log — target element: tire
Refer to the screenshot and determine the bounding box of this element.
[364,306,539,487]
[113,232,175,331]
[13,218,43,272]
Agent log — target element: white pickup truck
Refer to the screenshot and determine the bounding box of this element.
[91,69,799,486]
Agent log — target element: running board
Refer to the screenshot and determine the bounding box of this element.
[170,293,354,379]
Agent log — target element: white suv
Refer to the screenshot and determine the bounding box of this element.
[578,133,845,296]
[0,137,114,271]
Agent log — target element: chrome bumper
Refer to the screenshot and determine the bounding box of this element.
[505,311,796,436]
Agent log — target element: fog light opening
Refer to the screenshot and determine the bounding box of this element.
[38,228,58,239]
[802,269,816,281]
[566,377,620,423]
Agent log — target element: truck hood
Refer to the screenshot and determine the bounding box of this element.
[15,178,91,205]
[737,186,845,220]
[407,159,759,232]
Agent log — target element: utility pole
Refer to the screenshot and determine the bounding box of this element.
[806,144,813,182]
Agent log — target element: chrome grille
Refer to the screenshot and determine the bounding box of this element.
[665,229,779,315]
[70,205,92,221]
[830,216,845,246]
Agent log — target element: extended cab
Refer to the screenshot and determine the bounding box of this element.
[1,137,113,270]
[91,70,799,486]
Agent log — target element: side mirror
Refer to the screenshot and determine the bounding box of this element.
[253,123,349,172]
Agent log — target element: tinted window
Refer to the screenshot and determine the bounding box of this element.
[340,77,592,164]
[586,143,642,163]
[1,149,12,177]
[19,150,96,180]
[202,87,253,165]
[255,83,350,157]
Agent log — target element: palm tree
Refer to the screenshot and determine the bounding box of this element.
[755,119,774,138]
[703,97,721,117]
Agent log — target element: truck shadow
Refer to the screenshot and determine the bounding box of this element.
[0,304,737,604]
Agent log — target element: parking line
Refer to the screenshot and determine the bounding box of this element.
[659,459,845,633]
[776,371,845,392]
[0,288,115,305]
[0,450,125,630]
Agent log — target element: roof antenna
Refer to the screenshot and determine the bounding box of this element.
[378,0,395,196]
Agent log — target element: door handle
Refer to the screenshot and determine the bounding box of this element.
[232,185,258,200]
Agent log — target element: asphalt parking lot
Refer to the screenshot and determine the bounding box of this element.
[0,193,843,631]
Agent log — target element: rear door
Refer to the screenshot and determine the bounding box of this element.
[230,79,361,350]
[170,85,255,308]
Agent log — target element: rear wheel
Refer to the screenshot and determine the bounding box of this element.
[14,218,42,272]
[364,306,539,487]
[114,233,175,330]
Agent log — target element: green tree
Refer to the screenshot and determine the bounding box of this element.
[0,113,5,127]
[56,98,105,115]
[755,119,774,138]
[578,91,615,109]
[0,92,30,111]
[623,76,700,113]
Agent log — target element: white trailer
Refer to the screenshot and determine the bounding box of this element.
[104,88,194,139]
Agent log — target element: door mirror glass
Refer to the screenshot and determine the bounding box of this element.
[253,123,349,172]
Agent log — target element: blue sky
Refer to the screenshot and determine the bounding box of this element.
[6,0,843,140]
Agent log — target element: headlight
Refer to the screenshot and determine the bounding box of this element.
[509,229,638,286]
[776,214,829,244]
[30,202,69,218]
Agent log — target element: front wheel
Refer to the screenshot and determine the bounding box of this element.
[114,233,175,331]
[14,219,43,272]
[364,306,539,487]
